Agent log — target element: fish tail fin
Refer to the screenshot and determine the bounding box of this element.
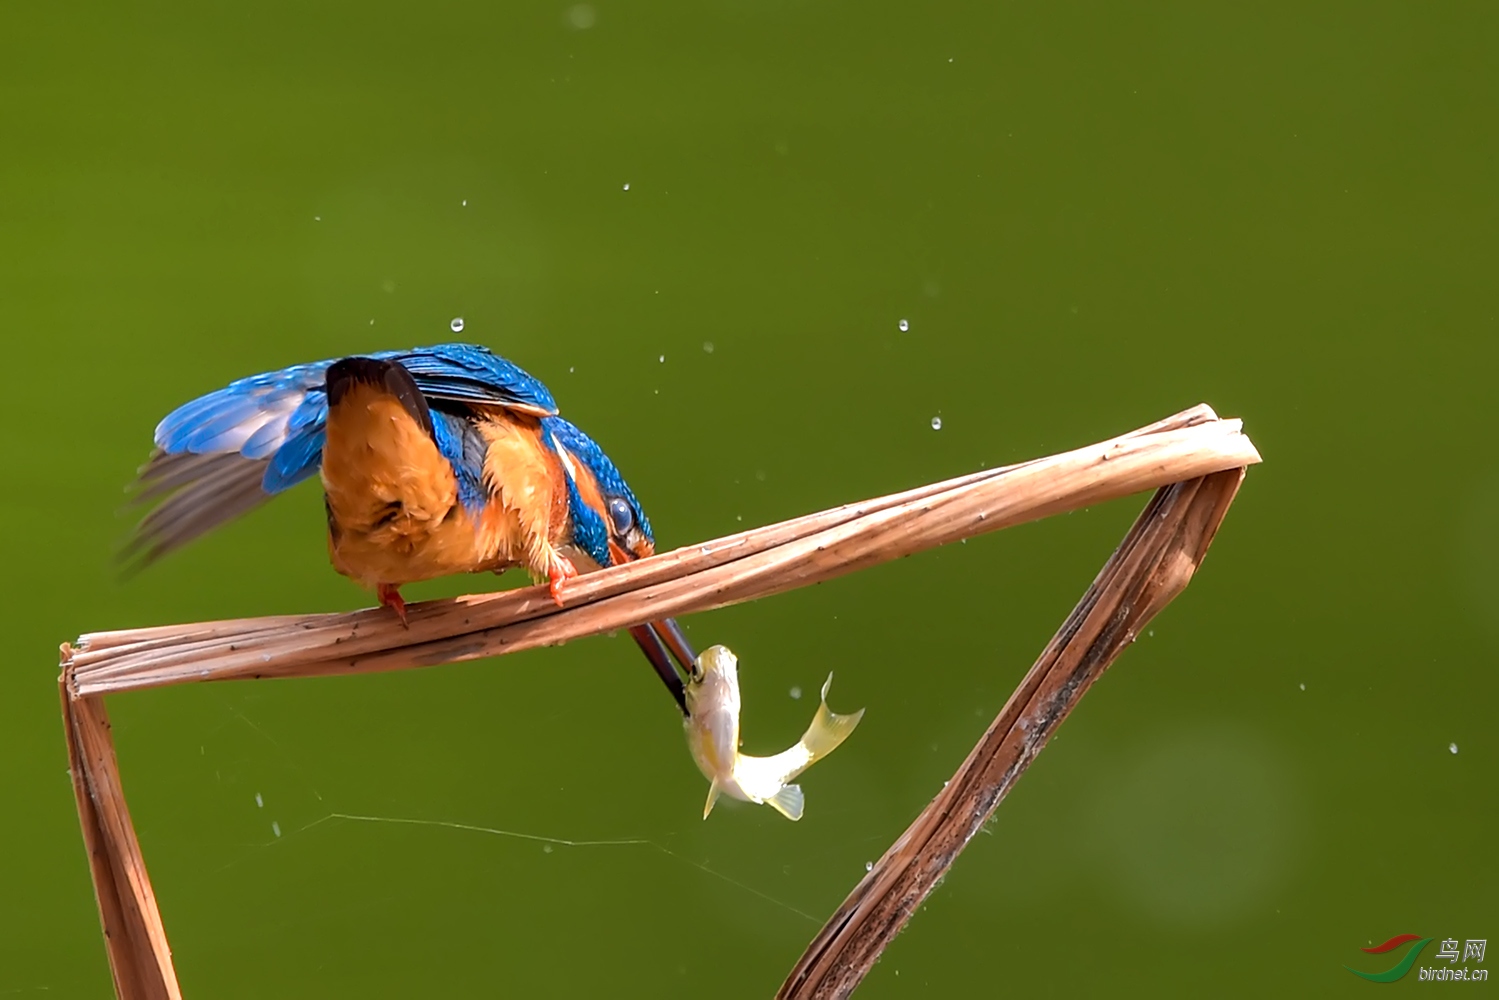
[800,672,865,764]
[702,778,723,820]
[765,783,805,821]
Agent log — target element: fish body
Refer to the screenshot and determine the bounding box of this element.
[683,645,864,821]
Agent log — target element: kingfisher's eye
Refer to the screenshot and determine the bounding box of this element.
[606,497,635,535]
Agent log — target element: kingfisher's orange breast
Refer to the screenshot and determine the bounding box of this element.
[321,383,572,590]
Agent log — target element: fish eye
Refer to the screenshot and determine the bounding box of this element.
[606,497,635,535]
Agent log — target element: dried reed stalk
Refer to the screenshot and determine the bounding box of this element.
[777,467,1245,999]
[58,404,1259,1000]
[65,405,1256,697]
[60,678,180,1000]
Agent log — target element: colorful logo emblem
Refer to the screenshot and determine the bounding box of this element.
[1345,934,1432,982]
[1346,935,1488,983]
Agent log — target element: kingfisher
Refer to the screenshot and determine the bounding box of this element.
[125,342,697,711]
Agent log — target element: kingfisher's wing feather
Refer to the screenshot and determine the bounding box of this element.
[392,343,558,415]
[126,343,556,566]
[125,452,276,565]
[127,361,332,566]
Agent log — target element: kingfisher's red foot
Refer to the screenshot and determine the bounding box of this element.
[377,583,409,627]
[547,557,579,607]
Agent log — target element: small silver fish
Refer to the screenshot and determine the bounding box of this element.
[683,645,864,821]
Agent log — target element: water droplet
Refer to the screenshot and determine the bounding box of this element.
[898,318,909,332]
[254,793,263,808]
[622,182,631,191]
[450,317,465,333]
[703,341,715,354]
[789,685,802,700]
[1449,742,1459,754]
[569,366,575,373]
[658,354,665,363]
[272,821,282,838]
[462,199,468,206]
[1298,683,1306,691]
[314,215,321,222]
[930,416,942,430]
[865,861,874,872]
[543,843,555,853]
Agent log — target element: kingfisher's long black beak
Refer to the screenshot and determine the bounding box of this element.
[630,617,697,716]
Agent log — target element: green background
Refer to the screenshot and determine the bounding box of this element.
[2,1,1494,995]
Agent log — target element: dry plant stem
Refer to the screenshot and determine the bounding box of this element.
[60,669,181,1000]
[66,407,1259,696]
[776,468,1246,1000]
[56,405,1259,1000]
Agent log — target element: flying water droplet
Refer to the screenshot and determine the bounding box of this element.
[789,685,802,700]
[898,318,909,332]
[1449,742,1459,754]
[255,793,263,809]
[622,182,631,191]
[543,843,554,853]
[1298,683,1306,691]
[272,821,282,838]
[658,354,665,363]
[703,341,715,354]
[462,199,468,206]
[450,317,465,333]
[865,861,874,872]
[931,416,942,430]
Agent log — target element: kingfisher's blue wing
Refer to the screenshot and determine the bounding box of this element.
[126,343,558,566]
[394,343,558,414]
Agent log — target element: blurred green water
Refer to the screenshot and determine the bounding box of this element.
[2,1,1495,996]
